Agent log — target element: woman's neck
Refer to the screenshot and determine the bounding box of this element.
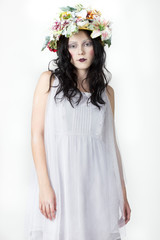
[76,69,88,83]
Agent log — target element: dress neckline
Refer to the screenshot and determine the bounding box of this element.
[81,91,91,95]
[53,76,91,95]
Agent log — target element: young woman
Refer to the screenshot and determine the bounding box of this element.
[25,4,131,240]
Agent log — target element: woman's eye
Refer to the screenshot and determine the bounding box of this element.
[68,42,92,48]
[85,42,92,46]
[68,45,76,48]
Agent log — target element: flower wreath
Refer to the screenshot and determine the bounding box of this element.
[41,3,113,52]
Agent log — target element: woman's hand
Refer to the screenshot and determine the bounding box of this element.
[39,184,57,221]
[123,197,131,224]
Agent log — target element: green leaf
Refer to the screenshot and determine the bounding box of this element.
[41,36,50,51]
[104,38,112,47]
[45,36,50,41]
[60,6,77,12]
[41,46,46,51]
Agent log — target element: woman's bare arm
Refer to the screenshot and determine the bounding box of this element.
[31,71,54,189]
[106,85,127,200]
[31,71,57,220]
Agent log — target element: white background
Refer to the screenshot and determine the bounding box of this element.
[0,0,160,239]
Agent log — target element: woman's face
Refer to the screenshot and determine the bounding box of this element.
[68,30,94,71]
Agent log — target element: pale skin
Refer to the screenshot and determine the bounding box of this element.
[31,30,131,223]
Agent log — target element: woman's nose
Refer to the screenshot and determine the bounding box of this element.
[78,46,84,54]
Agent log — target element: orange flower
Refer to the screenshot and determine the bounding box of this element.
[86,10,101,19]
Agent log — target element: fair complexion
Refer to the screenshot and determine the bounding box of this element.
[68,30,94,92]
[106,86,131,224]
[31,71,56,221]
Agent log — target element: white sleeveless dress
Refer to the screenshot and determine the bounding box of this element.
[24,75,126,240]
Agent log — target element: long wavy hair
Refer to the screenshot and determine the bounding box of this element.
[46,30,112,110]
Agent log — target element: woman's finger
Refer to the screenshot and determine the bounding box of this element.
[50,202,56,219]
[46,202,52,220]
[39,202,44,215]
[127,205,131,221]
[125,204,131,224]
[42,203,48,218]
[54,196,57,211]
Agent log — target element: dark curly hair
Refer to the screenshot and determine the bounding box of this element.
[46,30,112,110]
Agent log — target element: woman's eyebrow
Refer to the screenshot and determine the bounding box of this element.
[69,39,91,43]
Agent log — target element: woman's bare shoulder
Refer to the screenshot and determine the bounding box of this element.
[106,84,114,99]
[37,71,55,91]
[31,71,55,136]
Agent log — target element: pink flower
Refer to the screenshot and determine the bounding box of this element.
[52,21,62,31]
[47,41,57,52]
[62,20,70,28]
[101,31,108,40]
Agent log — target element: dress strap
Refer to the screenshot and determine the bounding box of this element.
[51,74,59,87]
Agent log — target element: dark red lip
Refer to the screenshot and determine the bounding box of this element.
[79,58,86,62]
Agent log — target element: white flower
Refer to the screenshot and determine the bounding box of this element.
[75,9,87,19]
[90,30,101,38]
[77,20,89,27]
[65,22,78,37]
[70,11,76,18]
